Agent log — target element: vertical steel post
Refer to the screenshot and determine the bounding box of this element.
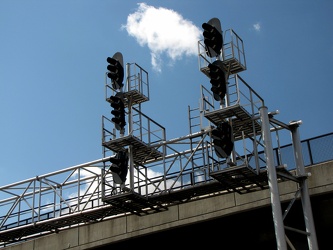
[224,70,236,164]
[126,63,134,191]
[260,106,287,250]
[290,123,318,250]
[128,144,134,191]
[127,101,134,190]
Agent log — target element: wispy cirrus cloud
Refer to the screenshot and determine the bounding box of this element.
[122,3,201,72]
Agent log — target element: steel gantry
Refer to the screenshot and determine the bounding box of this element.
[0,22,318,249]
[100,26,318,249]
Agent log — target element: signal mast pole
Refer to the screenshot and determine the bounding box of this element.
[260,106,287,249]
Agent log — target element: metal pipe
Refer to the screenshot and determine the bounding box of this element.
[259,106,287,250]
[290,124,318,250]
[0,157,110,190]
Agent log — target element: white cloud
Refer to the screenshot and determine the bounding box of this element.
[253,22,261,32]
[123,3,201,72]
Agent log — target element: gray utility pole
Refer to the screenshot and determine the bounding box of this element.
[290,122,319,250]
[260,105,288,250]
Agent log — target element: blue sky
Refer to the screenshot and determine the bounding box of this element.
[0,0,332,185]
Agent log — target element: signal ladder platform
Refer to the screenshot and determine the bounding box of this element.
[146,165,294,205]
[204,103,261,140]
[209,164,294,194]
[102,134,163,164]
[200,56,246,77]
[102,190,167,216]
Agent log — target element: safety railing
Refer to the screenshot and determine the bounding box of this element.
[200,73,264,117]
[198,29,246,75]
[125,62,149,103]
[105,63,149,106]
[0,159,107,243]
[222,28,246,72]
[1,131,333,246]
[131,106,166,145]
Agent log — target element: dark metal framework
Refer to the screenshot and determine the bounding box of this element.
[0,27,319,249]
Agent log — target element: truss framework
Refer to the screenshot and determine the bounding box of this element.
[0,27,318,249]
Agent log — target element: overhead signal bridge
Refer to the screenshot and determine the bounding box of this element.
[0,21,317,249]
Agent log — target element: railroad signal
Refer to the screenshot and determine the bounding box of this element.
[202,18,223,58]
[211,122,234,158]
[110,93,126,131]
[109,150,129,184]
[208,60,227,102]
[107,52,124,90]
